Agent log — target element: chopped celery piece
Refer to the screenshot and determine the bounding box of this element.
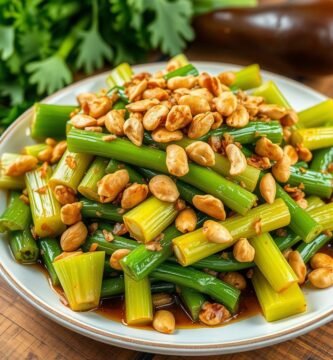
[250,233,297,292]
[124,273,153,325]
[123,196,178,243]
[53,251,105,311]
[252,269,306,322]
[252,80,290,108]
[0,153,25,190]
[106,63,133,88]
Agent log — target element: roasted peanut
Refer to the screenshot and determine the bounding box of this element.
[153,310,176,334]
[37,146,53,162]
[218,71,236,86]
[147,77,167,88]
[77,92,97,107]
[188,112,214,139]
[123,117,144,146]
[45,138,57,147]
[225,144,247,176]
[151,127,183,143]
[127,79,147,101]
[126,98,159,112]
[166,57,182,71]
[288,250,307,284]
[143,104,169,131]
[51,140,67,163]
[202,220,232,244]
[54,185,77,205]
[142,87,169,101]
[233,238,255,262]
[121,183,149,209]
[281,109,299,127]
[71,114,97,129]
[105,109,126,136]
[110,249,131,270]
[165,105,192,131]
[190,88,214,102]
[211,112,223,129]
[175,208,197,233]
[199,302,231,326]
[255,137,283,161]
[226,104,249,128]
[97,170,129,203]
[272,154,291,183]
[220,272,247,290]
[308,268,333,288]
[310,253,333,270]
[185,141,215,166]
[86,96,112,118]
[283,145,299,165]
[297,144,313,162]
[60,202,82,225]
[178,95,210,115]
[60,221,88,251]
[193,195,226,220]
[213,92,237,116]
[198,73,223,96]
[258,104,287,120]
[167,75,196,90]
[149,175,180,202]
[84,126,103,132]
[5,155,38,176]
[166,144,189,177]
[259,173,276,204]
[208,135,222,153]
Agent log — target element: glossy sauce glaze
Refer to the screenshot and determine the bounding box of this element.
[34,241,332,330]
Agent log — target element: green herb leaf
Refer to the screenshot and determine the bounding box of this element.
[144,0,194,55]
[0,83,24,105]
[26,55,72,94]
[76,27,113,74]
[0,25,15,60]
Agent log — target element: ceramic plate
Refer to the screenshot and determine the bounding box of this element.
[1,62,332,356]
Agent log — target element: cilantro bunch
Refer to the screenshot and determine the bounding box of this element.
[0,0,256,133]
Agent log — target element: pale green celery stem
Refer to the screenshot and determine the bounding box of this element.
[250,232,297,292]
[0,153,25,190]
[49,150,93,193]
[25,167,65,238]
[252,80,291,108]
[78,157,108,201]
[173,199,290,266]
[124,274,153,325]
[298,100,333,128]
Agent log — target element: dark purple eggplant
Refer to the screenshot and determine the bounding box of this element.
[194,0,333,76]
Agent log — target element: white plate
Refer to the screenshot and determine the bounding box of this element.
[0,62,332,356]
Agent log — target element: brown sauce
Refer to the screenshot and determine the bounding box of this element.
[33,241,333,330]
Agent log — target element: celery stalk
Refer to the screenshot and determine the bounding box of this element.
[173,199,290,266]
[298,100,333,128]
[0,153,25,190]
[106,63,133,88]
[78,157,108,201]
[49,150,93,193]
[53,251,105,311]
[124,273,153,325]
[25,166,66,238]
[123,196,178,243]
[250,233,297,292]
[252,269,306,322]
[252,80,291,108]
[291,127,333,150]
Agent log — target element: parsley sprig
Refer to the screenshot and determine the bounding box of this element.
[0,0,256,133]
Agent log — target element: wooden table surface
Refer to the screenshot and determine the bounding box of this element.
[2,32,333,360]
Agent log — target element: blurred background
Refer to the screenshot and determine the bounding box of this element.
[1,0,332,134]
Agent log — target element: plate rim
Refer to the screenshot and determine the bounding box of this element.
[1,60,332,355]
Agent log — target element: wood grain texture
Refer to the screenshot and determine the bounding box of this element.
[2,28,333,359]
